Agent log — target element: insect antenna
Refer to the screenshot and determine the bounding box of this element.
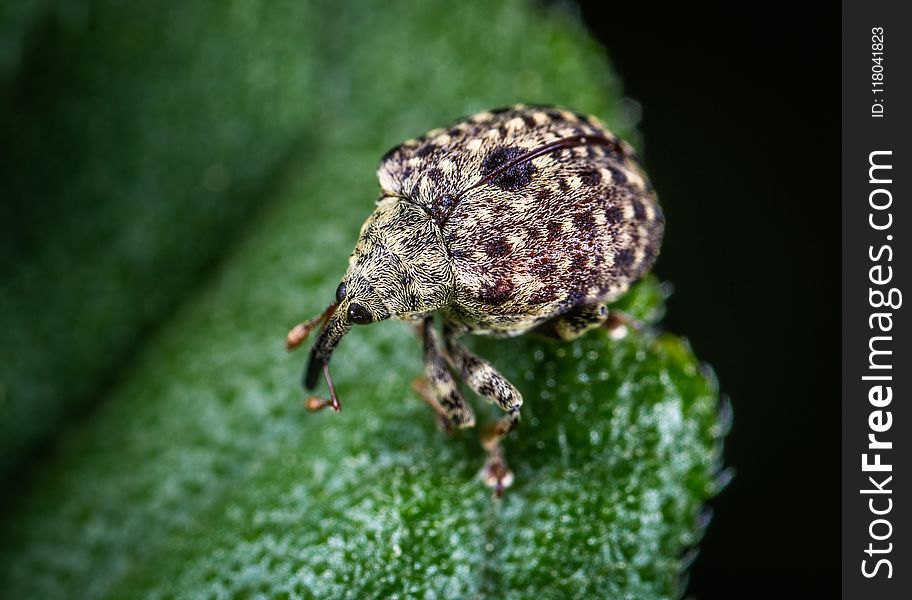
[286,302,338,350]
[305,362,341,413]
[302,311,352,411]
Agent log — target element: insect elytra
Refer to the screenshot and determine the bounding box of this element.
[287,104,663,494]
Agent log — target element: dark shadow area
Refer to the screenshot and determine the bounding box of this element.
[576,1,840,596]
[0,6,315,481]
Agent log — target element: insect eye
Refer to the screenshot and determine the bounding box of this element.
[347,302,372,324]
[335,282,347,303]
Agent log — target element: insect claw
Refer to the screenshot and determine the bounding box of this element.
[481,449,514,498]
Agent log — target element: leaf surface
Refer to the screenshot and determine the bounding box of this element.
[0,1,724,598]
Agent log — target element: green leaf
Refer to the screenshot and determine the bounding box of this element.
[0,0,324,475]
[0,0,725,598]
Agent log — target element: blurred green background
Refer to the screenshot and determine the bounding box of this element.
[0,1,724,597]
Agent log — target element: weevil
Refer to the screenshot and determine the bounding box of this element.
[287,105,663,495]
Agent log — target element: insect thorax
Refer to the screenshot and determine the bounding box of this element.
[345,197,454,320]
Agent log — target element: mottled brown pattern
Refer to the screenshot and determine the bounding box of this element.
[293,105,664,493]
[377,105,662,335]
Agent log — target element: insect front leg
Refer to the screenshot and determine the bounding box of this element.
[444,324,522,496]
[443,325,523,413]
[414,317,475,433]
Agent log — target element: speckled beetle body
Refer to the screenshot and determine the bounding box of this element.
[287,105,663,494]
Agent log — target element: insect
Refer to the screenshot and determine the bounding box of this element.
[287,105,663,495]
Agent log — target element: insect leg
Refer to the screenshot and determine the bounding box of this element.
[601,310,645,340]
[479,410,520,497]
[444,325,522,496]
[415,318,475,432]
[443,326,523,414]
[533,302,611,341]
